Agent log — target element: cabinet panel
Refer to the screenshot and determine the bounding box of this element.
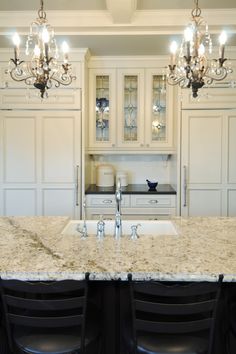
[0,111,81,218]
[42,114,76,183]
[188,190,222,216]
[0,89,81,110]
[187,114,222,184]
[42,189,75,216]
[86,194,130,208]
[181,88,236,109]
[131,195,175,208]
[4,188,36,216]
[3,115,36,183]
[228,115,236,183]
[181,109,236,216]
[228,190,236,216]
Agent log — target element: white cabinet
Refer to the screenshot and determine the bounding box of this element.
[87,67,174,153]
[181,109,236,216]
[0,110,81,217]
[86,193,176,220]
[88,69,116,149]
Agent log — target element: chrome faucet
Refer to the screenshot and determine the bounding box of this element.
[114,178,122,239]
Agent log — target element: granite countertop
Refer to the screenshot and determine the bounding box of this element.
[0,216,236,282]
[85,184,176,195]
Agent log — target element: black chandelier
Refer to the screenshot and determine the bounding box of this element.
[167,0,232,98]
[8,0,76,98]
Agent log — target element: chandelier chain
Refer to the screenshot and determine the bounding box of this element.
[38,0,46,20]
[192,0,201,18]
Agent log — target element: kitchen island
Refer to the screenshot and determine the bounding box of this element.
[0,216,235,354]
[0,216,236,282]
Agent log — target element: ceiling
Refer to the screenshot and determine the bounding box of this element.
[0,0,236,56]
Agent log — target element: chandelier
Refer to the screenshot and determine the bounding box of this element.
[167,0,232,98]
[8,0,76,98]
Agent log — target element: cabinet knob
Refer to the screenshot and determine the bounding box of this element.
[140,143,144,147]
[146,143,150,147]
[112,144,115,147]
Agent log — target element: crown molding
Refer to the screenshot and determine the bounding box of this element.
[0,9,236,35]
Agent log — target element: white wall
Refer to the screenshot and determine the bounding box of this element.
[89,154,172,185]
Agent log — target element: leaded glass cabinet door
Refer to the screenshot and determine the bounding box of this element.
[117,69,144,149]
[88,69,116,149]
[145,69,174,149]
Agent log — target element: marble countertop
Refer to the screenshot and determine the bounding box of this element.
[0,216,236,282]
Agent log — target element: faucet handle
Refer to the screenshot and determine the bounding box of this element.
[97,215,105,239]
[130,224,141,240]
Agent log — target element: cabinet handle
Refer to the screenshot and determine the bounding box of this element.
[102,199,113,204]
[75,165,79,206]
[183,165,187,207]
[148,200,159,204]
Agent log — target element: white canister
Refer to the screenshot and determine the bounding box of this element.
[116,171,128,187]
[96,164,114,187]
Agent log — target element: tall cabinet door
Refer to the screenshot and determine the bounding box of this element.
[181,109,236,216]
[0,110,81,218]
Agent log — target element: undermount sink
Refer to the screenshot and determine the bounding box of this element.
[61,220,178,236]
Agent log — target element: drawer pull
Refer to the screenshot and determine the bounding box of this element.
[102,199,113,204]
[148,200,159,204]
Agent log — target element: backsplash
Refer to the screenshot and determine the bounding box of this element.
[89,154,173,185]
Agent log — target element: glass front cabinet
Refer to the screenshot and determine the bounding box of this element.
[88,67,174,153]
[88,69,116,149]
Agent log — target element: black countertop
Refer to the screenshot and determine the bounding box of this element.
[85,184,176,195]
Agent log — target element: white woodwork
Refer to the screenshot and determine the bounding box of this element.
[88,69,117,149]
[0,89,81,110]
[3,115,36,183]
[106,0,137,23]
[42,189,75,216]
[86,194,130,208]
[181,109,236,216]
[188,190,222,216]
[130,195,176,208]
[181,88,236,109]
[228,190,236,216]
[117,68,145,149]
[187,114,222,184]
[0,111,81,218]
[88,64,175,153]
[145,69,174,149]
[228,115,236,183]
[42,114,76,183]
[4,189,36,216]
[86,193,176,220]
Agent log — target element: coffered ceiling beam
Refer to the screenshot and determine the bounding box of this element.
[105,0,137,23]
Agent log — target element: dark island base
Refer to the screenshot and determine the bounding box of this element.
[1,281,236,354]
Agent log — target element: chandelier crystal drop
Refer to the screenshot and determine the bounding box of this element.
[8,0,76,98]
[167,0,232,98]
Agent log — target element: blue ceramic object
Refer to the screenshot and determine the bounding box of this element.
[146,179,158,190]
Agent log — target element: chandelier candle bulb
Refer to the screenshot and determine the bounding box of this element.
[219,31,227,61]
[12,33,20,61]
[62,41,69,64]
[170,41,178,66]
